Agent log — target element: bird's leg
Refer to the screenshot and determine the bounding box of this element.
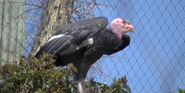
[78,79,86,93]
[72,62,87,93]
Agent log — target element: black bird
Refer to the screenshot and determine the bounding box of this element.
[35,17,134,93]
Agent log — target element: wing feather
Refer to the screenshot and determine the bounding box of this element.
[35,35,75,57]
[55,17,108,39]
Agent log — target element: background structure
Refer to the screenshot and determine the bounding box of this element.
[0,0,185,93]
[0,0,25,65]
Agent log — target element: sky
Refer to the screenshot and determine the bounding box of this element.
[24,0,185,93]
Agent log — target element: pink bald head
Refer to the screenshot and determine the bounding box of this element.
[110,18,134,34]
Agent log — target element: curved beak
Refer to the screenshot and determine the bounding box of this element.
[130,27,134,33]
[125,20,134,33]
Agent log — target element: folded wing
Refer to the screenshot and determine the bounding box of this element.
[35,17,108,58]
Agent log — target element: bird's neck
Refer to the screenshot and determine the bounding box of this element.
[111,29,122,40]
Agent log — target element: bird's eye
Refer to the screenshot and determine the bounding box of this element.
[121,20,124,23]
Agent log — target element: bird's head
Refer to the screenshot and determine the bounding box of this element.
[110,18,134,34]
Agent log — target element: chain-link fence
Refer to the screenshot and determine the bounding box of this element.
[0,0,185,93]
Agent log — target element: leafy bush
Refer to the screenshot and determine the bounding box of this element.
[0,54,131,93]
[179,89,185,93]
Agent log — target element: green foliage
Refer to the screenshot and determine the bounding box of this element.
[179,89,185,93]
[0,53,131,93]
[84,76,130,93]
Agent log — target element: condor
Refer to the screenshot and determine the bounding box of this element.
[35,17,134,93]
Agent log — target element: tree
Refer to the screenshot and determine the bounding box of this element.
[30,0,74,55]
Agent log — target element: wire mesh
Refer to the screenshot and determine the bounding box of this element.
[0,0,185,93]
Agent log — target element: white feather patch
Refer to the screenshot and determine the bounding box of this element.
[77,38,93,50]
[48,34,64,42]
[59,46,77,55]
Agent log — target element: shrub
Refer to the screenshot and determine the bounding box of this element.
[0,54,130,93]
